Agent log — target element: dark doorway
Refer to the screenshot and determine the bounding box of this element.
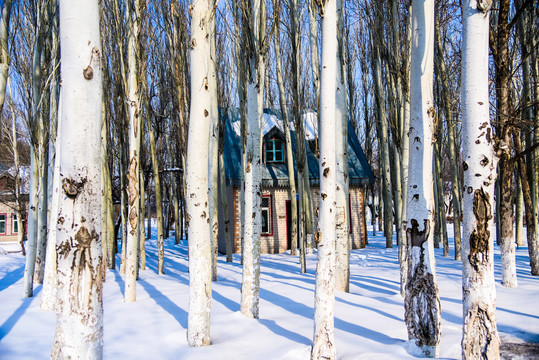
[286,201,291,250]
[285,200,298,251]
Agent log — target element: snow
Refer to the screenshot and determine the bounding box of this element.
[0,226,538,359]
[232,111,319,140]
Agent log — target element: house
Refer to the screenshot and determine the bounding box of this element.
[0,165,29,242]
[218,108,374,254]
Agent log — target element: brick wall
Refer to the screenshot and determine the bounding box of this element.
[219,184,367,254]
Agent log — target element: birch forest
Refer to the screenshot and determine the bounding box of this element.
[0,0,538,359]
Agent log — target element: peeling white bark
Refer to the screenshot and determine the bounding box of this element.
[241,0,264,320]
[460,1,500,358]
[186,0,213,347]
[22,148,39,298]
[335,0,349,293]
[312,0,337,358]
[51,1,103,357]
[125,0,141,304]
[404,1,441,357]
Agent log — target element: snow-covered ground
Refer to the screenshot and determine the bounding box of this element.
[0,227,538,359]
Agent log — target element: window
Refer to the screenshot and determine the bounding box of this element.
[265,138,284,163]
[0,214,5,235]
[12,214,17,234]
[261,195,273,236]
[11,214,25,235]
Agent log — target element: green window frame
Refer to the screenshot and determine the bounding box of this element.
[265,138,284,163]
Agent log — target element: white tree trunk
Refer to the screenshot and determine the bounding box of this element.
[0,0,12,117]
[241,0,265,320]
[209,12,219,281]
[335,0,350,293]
[22,148,39,298]
[311,0,337,358]
[34,145,49,284]
[186,0,212,347]
[307,0,320,109]
[403,0,441,357]
[399,7,412,297]
[51,1,103,357]
[125,1,141,303]
[460,1,500,358]
[41,92,62,311]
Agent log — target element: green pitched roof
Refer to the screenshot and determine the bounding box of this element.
[221,108,374,187]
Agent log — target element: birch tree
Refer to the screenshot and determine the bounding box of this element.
[240,0,267,319]
[494,0,518,287]
[51,0,103,356]
[0,0,12,119]
[312,0,337,357]
[125,0,142,303]
[41,91,62,311]
[460,1,500,358]
[434,17,459,259]
[209,10,219,281]
[404,0,441,356]
[273,5,299,262]
[23,0,50,297]
[186,0,213,346]
[334,0,350,293]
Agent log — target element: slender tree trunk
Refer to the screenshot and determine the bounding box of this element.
[139,168,146,270]
[146,182,151,240]
[209,15,219,281]
[460,2,500,358]
[106,149,115,269]
[290,0,304,258]
[124,0,142,302]
[34,135,49,285]
[119,135,128,274]
[23,148,39,298]
[307,0,320,114]
[41,89,62,311]
[532,10,539,261]
[22,8,46,296]
[334,0,350,292]
[404,1,441,357]
[186,0,212,346]
[219,140,233,262]
[434,139,448,251]
[311,0,337,358]
[516,175,525,247]
[515,0,539,275]
[433,154,441,249]
[435,20,461,259]
[8,100,25,256]
[394,4,412,293]
[273,14,298,258]
[493,0,517,288]
[174,178,181,245]
[51,1,103,356]
[147,113,165,274]
[372,45,393,248]
[240,0,265,319]
[100,100,108,277]
[513,131,539,275]
[0,0,12,121]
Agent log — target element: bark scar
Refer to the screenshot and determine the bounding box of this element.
[469,188,492,272]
